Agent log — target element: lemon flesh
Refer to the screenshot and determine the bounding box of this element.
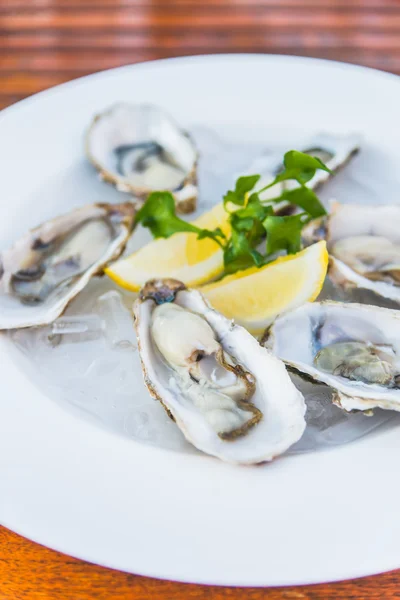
[105,203,229,291]
[201,241,328,336]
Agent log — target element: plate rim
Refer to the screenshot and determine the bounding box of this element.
[1,53,400,587]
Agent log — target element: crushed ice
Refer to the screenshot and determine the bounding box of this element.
[6,126,400,457]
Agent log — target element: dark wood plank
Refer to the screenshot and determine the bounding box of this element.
[0,49,399,81]
[0,0,399,6]
[1,10,400,30]
[1,0,400,597]
[1,31,400,51]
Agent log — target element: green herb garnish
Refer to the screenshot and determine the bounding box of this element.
[257,150,331,192]
[223,175,261,208]
[136,191,225,248]
[223,229,265,275]
[263,214,308,255]
[135,150,330,276]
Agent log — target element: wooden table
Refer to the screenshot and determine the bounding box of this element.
[1,0,400,598]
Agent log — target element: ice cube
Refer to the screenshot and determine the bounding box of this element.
[95,290,137,351]
[288,374,396,454]
[7,129,400,460]
[41,314,104,346]
[51,314,103,335]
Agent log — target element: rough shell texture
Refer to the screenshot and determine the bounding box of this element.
[265,301,400,412]
[86,103,198,214]
[246,132,361,204]
[306,202,400,303]
[134,279,306,464]
[0,202,136,329]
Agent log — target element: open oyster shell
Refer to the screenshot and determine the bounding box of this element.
[303,202,400,303]
[0,202,136,329]
[248,132,361,207]
[134,279,306,464]
[264,301,400,413]
[86,103,198,214]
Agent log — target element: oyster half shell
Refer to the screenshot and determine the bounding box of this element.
[134,279,306,464]
[86,104,198,214]
[303,202,400,302]
[0,202,136,329]
[264,301,400,413]
[248,132,361,207]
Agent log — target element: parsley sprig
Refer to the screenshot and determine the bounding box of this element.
[135,150,330,276]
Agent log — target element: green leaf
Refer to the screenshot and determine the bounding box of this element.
[281,187,327,218]
[223,175,261,207]
[263,214,307,255]
[222,190,239,208]
[223,229,264,274]
[258,150,332,193]
[136,192,197,238]
[275,168,313,185]
[137,150,329,280]
[236,175,261,197]
[284,150,331,173]
[230,193,273,239]
[230,193,273,229]
[225,194,273,272]
[136,191,224,246]
[230,216,255,232]
[235,193,272,220]
[283,150,331,185]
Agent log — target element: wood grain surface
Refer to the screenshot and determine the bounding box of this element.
[1,526,400,600]
[1,0,400,598]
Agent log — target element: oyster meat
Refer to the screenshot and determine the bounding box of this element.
[86,103,198,214]
[304,202,400,302]
[247,132,361,206]
[0,202,136,329]
[264,301,400,412]
[134,279,306,464]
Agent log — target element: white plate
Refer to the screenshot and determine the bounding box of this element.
[1,55,400,587]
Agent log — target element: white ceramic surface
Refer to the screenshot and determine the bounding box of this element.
[1,55,400,586]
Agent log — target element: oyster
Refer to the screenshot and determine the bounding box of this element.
[304,202,400,302]
[264,301,400,412]
[86,103,198,214]
[248,132,361,206]
[0,202,136,329]
[134,279,306,464]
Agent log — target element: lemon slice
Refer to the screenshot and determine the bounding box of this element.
[201,241,328,336]
[105,203,229,291]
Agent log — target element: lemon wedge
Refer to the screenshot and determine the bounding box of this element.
[105,203,229,291]
[201,241,328,336]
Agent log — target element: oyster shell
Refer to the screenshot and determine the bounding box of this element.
[264,301,400,412]
[86,104,198,214]
[304,202,400,302]
[248,132,361,206]
[134,279,306,464]
[0,202,136,329]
